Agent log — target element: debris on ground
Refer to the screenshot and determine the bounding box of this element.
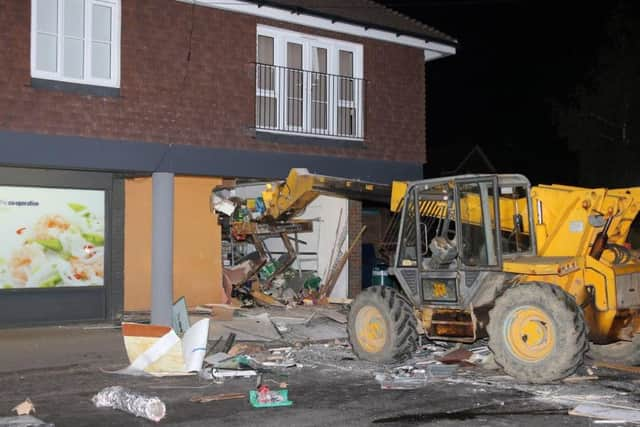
[593,361,640,375]
[249,385,293,408]
[374,363,459,390]
[281,316,348,343]
[113,318,209,376]
[11,399,35,416]
[172,296,190,335]
[250,287,286,308]
[207,313,280,342]
[313,309,347,324]
[194,304,242,320]
[92,386,166,423]
[203,352,231,365]
[206,333,236,357]
[467,346,493,365]
[210,355,263,371]
[437,348,475,366]
[293,342,381,373]
[569,403,640,423]
[205,368,258,380]
[258,347,297,368]
[0,415,54,427]
[202,307,348,345]
[326,297,352,305]
[375,366,430,390]
[190,393,245,403]
[562,374,599,383]
[228,343,265,357]
[200,354,264,380]
[199,341,302,385]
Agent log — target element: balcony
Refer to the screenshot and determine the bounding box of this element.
[255,63,365,140]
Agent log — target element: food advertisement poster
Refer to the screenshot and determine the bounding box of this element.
[0,186,105,289]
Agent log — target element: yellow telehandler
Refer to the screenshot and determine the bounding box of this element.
[220,168,640,383]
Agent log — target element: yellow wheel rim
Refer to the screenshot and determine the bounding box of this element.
[355,306,387,354]
[504,306,555,362]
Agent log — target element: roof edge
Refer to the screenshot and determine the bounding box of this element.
[176,0,457,59]
[248,0,457,46]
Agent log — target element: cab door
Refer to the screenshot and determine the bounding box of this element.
[455,177,502,272]
[416,182,460,306]
[392,185,422,305]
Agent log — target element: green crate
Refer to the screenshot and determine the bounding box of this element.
[249,389,293,408]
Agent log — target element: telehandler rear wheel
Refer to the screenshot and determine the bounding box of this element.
[348,286,418,363]
[487,282,588,383]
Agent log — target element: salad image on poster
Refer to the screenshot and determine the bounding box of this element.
[0,186,105,289]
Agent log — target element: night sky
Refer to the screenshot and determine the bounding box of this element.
[381,0,639,187]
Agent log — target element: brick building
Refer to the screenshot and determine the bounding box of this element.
[0,0,456,325]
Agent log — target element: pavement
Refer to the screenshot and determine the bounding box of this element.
[0,323,639,426]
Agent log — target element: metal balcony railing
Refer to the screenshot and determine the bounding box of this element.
[255,63,365,139]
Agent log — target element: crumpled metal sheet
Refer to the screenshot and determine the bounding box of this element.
[92,386,166,423]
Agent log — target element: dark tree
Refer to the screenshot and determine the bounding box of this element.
[555,0,640,186]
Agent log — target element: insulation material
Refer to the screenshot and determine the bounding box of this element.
[92,386,166,423]
[117,319,209,376]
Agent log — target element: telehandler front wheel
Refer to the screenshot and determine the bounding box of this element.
[487,282,588,383]
[347,286,418,363]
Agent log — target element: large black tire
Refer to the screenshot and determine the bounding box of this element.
[347,286,418,363]
[487,282,588,383]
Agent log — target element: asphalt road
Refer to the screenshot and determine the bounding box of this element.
[0,326,636,426]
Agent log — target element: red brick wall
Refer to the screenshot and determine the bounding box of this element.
[348,200,363,298]
[0,0,426,165]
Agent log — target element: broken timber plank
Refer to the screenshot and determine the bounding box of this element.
[250,289,285,307]
[319,226,367,300]
[594,362,640,375]
[190,393,245,403]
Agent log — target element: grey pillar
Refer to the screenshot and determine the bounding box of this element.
[151,172,174,326]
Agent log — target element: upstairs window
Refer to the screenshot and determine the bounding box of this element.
[256,25,364,140]
[31,0,121,88]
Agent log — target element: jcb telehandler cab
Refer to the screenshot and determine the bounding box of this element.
[348,174,640,383]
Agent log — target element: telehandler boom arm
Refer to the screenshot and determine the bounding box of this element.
[260,168,391,221]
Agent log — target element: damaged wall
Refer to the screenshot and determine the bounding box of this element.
[222,185,351,298]
[124,176,223,311]
[301,196,350,299]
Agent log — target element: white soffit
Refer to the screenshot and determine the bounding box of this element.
[176,0,456,61]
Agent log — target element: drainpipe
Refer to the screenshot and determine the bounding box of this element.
[151,172,174,326]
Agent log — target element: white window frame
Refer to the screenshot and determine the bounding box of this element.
[31,0,121,88]
[256,25,364,140]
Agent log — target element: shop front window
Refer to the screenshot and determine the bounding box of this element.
[0,186,105,289]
